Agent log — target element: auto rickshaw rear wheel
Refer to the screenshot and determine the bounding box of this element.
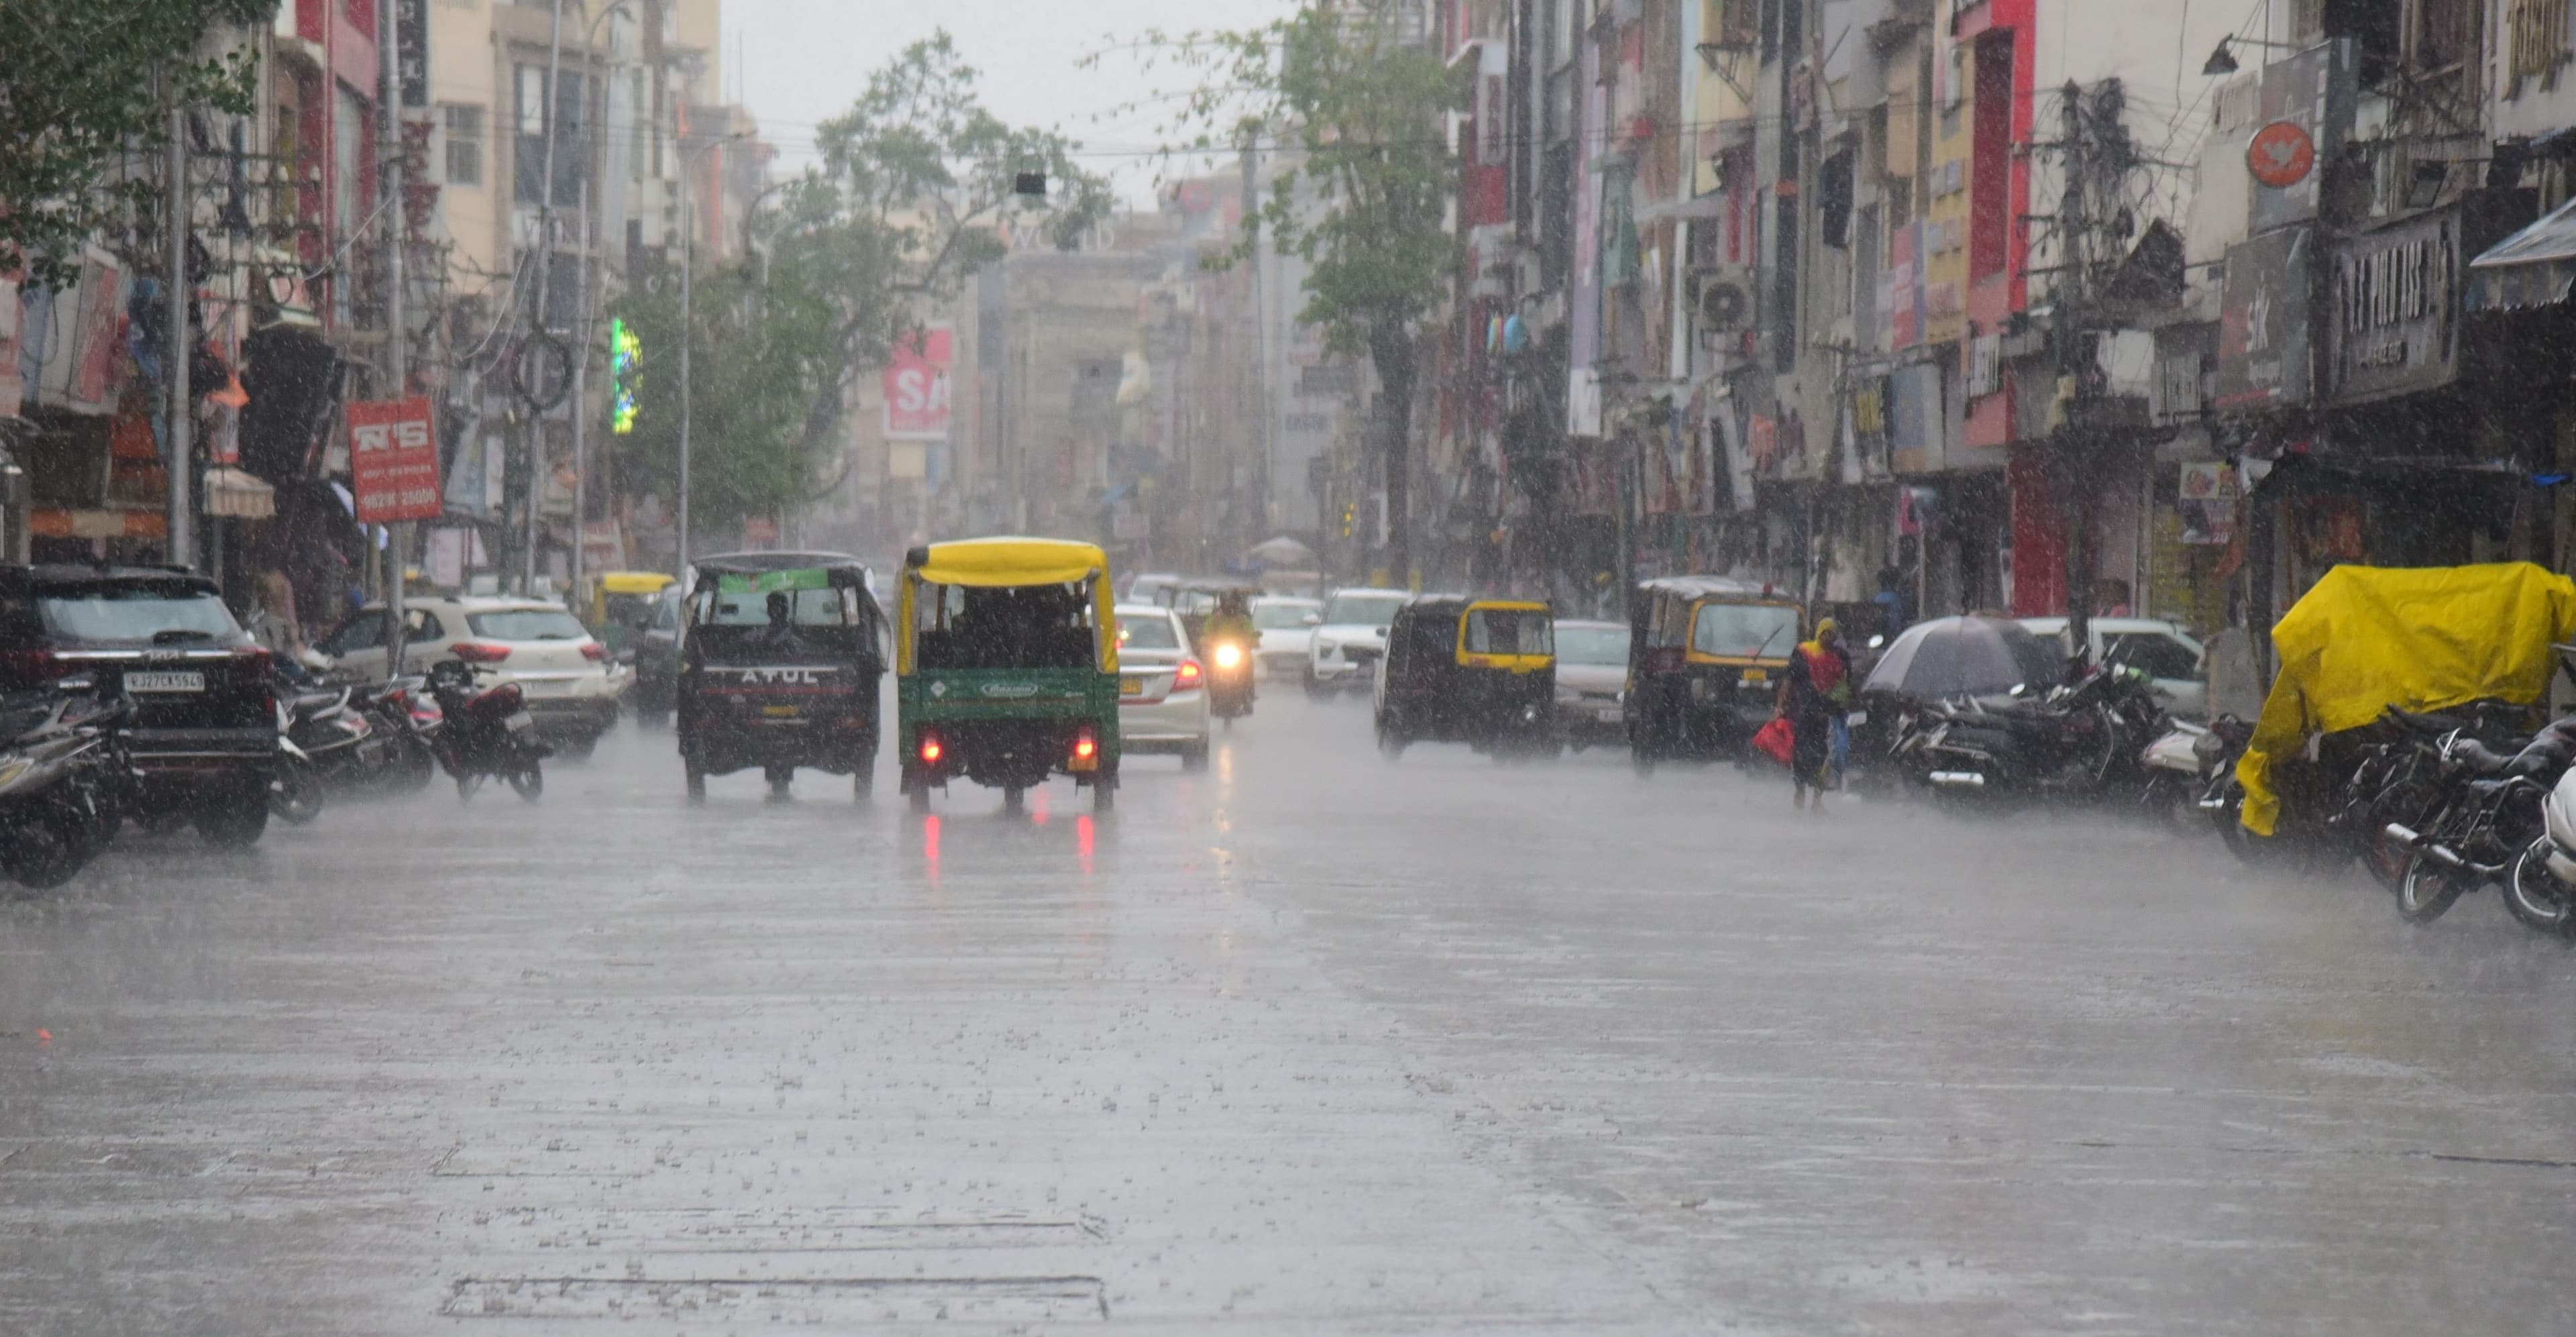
[1002,784,1026,812]
[1092,775,1116,812]
[907,780,930,813]
[766,767,793,800]
[853,767,873,801]
[684,765,706,803]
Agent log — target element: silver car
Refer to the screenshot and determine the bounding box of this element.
[1114,604,1212,770]
[1304,588,1412,698]
[1552,619,1631,749]
[1250,596,1323,679]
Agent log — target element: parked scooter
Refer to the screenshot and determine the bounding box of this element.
[423,657,549,802]
[270,684,385,825]
[0,676,133,889]
[2383,718,2576,924]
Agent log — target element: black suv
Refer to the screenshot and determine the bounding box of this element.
[0,566,276,845]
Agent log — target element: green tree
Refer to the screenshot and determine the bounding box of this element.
[1129,3,1459,581]
[0,0,269,288]
[604,33,1111,535]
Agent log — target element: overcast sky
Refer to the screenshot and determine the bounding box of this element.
[722,0,1297,203]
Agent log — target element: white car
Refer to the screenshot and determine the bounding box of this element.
[1250,595,1323,678]
[313,596,629,756]
[2019,615,2206,718]
[1114,604,1211,769]
[1303,588,1412,698]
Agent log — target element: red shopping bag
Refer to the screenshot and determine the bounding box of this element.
[1750,716,1795,768]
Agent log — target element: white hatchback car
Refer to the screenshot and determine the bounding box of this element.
[2019,615,2206,718]
[313,596,629,756]
[1250,595,1323,679]
[1114,604,1212,769]
[1303,588,1412,698]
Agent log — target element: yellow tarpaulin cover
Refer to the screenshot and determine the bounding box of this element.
[2237,562,2576,835]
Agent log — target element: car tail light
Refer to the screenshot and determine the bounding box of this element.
[0,650,72,682]
[918,734,943,765]
[580,643,607,662]
[1174,659,1204,690]
[451,642,512,663]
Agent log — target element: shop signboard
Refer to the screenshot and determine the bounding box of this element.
[2214,227,2310,412]
[2247,41,2355,234]
[2326,208,2460,404]
[347,396,444,523]
[882,326,953,440]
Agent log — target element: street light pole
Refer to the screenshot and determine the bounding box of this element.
[525,0,567,596]
[166,94,193,569]
[674,130,741,578]
[568,0,633,602]
[381,0,411,672]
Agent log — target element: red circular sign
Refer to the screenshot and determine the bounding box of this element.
[2247,121,2316,189]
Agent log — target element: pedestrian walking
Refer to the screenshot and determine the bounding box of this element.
[1778,617,1854,810]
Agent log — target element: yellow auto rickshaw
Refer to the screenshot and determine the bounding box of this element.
[582,571,678,656]
[896,538,1122,813]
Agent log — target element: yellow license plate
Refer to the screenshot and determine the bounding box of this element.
[762,705,801,718]
[1119,675,1143,695]
[1741,669,1768,684]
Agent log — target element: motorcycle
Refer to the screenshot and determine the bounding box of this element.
[0,677,133,889]
[354,676,441,794]
[2383,718,2576,924]
[424,657,549,803]
[1205,632,1256,727]
[1899,661,2167,804]
[270,684,386,825]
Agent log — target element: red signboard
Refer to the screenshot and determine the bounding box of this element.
[347,396,443,523]
[2247,121,2316,190]
[882,327,953,441]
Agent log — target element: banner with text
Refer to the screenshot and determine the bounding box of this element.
[347,396,444,523]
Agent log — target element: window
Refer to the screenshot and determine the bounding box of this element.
[467,608,589,641]
[696,589,856,628]
[2106,633,2202,682]
[320,611,386,655]
[39,588,245,647]
[913,582,1096,670]
[1689,602,1801,659]
[1252,601,1319,631]
[1322,592,1409,628]
[1117,615,1182,651]
[513,66,588,207]
[443,105,484,186]
[1557,625,1631,666]
[1463,608,1554,657]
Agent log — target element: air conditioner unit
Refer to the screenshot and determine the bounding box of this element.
[1689,266,1754,332]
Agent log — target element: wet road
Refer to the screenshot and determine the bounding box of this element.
[5,690,2576,1334]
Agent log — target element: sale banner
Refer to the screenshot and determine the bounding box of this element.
[882,327,953,440]
[347,396,445,523]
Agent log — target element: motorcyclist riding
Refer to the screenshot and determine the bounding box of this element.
[1202,591,1258,723]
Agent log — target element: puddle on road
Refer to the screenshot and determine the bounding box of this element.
[439,1273,1109,1322]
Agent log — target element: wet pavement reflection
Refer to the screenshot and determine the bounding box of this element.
[3,690,2575,1332]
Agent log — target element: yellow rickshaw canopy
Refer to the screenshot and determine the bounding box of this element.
[2238,562,2576,835]
[911,537,1110,588]
[596,571,676,595]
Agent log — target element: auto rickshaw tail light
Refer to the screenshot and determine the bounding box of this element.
[919,735,943,765]
[1070,729,1098,771]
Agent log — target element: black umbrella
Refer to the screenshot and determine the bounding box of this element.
[1862,615,2058,700]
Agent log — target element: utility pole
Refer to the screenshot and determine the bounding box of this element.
[2047,78,2133,670]
[382,0,411,674]
[528,0,568,595]
[166,92,193,570]
[678,129,696,576]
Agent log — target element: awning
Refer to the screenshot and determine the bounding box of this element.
[2467,195,2576,311]
[202,465,275,520]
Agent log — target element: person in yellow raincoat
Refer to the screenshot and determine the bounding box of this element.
[2237,562,2576,836]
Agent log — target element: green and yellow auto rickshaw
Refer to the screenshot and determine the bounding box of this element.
[580,570,678,656]
[896,537,1122,812]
